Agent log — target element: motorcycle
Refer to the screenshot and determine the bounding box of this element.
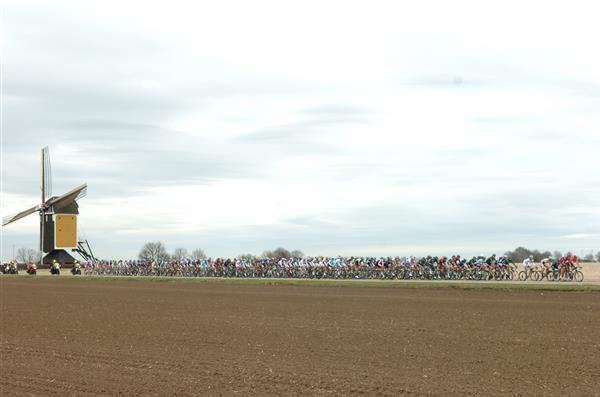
[2,263,18,274]
[26,264,37,275]
[71,266,82,275]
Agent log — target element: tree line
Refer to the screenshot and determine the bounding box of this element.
[138,243,598,263]
[138,242,207,263]
[9,243,599,264]
[138,242,304,262]
[503,246,600,263]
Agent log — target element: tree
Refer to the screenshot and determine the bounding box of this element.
[553,251,562,260]
[507,246,532,262]
[238,253,257,261]
[531,250,542,262]
[290,250,304,258]
[191,248,207,261]
[583,253,594,262]
[505,247,554,262]
[172,248,189,262]
[261,247,304,259]
[16,247,41,264]
[272,248,292,259]
[138,241,170,263]
[595,251,600,262]
[262,248,304,259]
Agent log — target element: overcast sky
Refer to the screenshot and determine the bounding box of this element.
[1,1,599,260]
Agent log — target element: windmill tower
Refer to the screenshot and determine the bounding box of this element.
[2,146,89,264]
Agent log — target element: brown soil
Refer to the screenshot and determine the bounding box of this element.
[1,278,599,396]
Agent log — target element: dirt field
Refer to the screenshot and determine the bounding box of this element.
[1,277,599,396]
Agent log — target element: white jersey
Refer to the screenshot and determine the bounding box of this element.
[541,258,552,267]
[523,258,533,268]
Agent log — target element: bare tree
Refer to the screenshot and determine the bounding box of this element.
[16,247,41,264]
[505,247,555,262]
[272,248,291,259]
[138,242,170,263]
[261,248,303,259]
[506,246,532,262]
[553,250,563,260]
[172,247,189,262]
[583,253,594,262]
[531,250,543,262]
[595,251,600,262]
[290,250,304,258]
[191,248,207,261]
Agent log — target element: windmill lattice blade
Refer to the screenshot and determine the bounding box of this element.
[2,205,39,226]
[48,183,87,210]
[75,185,87,201]
[42,146,52,199]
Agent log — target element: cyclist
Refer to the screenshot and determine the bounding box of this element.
[569,255,578,271]
[485,254,497,273]
[485,254,497,266]
[437,256,447,278]
[559,256,570,280]
[564,255,578,280]
[522,255,534,277]
[540,257,553,278]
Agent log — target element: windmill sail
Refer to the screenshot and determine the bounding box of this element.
[41,146,52,202]
[47,183,87,210]
[2,205,39,226]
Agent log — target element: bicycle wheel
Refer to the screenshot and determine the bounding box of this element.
[564,272,573,282]
[574,271,584,282]
[518,271,528,281]
[532,271,541,282]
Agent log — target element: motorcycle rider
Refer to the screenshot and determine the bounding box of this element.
[27,261,37,275]
[71,261,82,275]
[50,259,61,275]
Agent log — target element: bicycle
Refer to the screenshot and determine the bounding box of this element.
[518,267,540,281]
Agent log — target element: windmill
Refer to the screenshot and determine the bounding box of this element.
[2,146,93,264]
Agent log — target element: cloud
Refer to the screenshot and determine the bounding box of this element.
[2,0,600,260]
[237,117,368,146]
[562,234,599,239]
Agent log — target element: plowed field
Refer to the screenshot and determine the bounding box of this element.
[1,277,599,396]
